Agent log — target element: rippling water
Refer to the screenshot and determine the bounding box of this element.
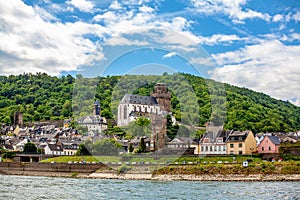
[0,175,299,200]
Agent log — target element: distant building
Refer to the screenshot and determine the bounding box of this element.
[117,94,162,127]
[199,128,232,155]
[226,130,257,155]
[150,83,171,112]
[257,135,280,154]
[14,112,23,127]
[117,83,172,152]
[77,100,107,135]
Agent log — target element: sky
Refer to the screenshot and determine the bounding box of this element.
[0,0,300,105]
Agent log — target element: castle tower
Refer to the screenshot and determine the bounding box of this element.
[93,100,101,115]
[13,111,23,127]
[151,83,171,112]
[150,114,167,152]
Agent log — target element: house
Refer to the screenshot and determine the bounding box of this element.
[61,141,80,156]
[165,137,195,155]
[199,127,232,155]
[257,135,280,154]
[226,130,257,155]
[77,115,107,135]
[44,141,64,155]
[77,100,108,135]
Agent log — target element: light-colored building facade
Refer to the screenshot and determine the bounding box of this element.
[199,129,232,155]
[257,135,280,154]
[226,130,257,155]
[117,94,162,127]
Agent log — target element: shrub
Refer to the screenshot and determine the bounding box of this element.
[118,164,131,174]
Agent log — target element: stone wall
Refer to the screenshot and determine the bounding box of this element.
[0,162,104,177]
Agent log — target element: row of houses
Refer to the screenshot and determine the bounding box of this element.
[192,127,300,156]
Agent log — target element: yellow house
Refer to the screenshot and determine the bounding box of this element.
[226,130,257,155]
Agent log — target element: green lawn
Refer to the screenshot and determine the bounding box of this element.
[40,154,262,164]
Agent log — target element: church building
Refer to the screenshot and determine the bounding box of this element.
[77,100,107,135]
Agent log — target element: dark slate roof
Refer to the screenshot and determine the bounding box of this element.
[121,94,158,105]
[267,135,280,145]
[48,144,63,151]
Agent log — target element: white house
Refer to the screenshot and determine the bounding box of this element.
[44,142,64,155]
[199,129,232,155]
[78,115,107,135]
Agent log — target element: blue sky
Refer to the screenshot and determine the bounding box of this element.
[0,0,300,105]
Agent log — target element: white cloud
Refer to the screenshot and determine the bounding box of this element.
[109,0,122,10]
[0,0,105,76]
[66,0,94,13]
[163,52,177,58]
[292,11,300,22]
[105,37,149,46]
[191,0,271,23]
[139,5,154,13]
[190,57,214,66]
[273,14,283,22]
[210,40,300,105]
[198,34,243,45]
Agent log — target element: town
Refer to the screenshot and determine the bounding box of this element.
[0,83,299,164]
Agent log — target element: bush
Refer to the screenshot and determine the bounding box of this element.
[118,164,131,174]
[120,154,132,162]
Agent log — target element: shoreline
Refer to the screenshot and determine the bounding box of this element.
[2,170,300,182]
[1,162,299,182]
[87,172,300,182]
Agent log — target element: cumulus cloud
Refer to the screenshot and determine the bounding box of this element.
[0,0,105,76]
[66,0,94,13]
[163,52,177,58]
[210,40,300,105]
[198,34,243,46]
[109,0,122,10]
[191,0,271,23]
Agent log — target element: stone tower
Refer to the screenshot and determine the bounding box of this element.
[93,100,101,115]
[13,111,23,127]
[151,83,171,112]
[150,114,167,152]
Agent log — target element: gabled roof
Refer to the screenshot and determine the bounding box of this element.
[47,143,63,151]
[266,135,280,145]
[121,94,158,105]
[226,131,251,142]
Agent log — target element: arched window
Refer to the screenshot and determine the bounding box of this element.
[123,105,127,119]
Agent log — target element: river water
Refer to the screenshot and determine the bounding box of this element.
[0,175,299,200]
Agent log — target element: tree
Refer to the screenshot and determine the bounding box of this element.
[23,142,37,154]
[137,137,146,153]
[128,143,134,153]
[76,143,91,155]
[92,138,121,156]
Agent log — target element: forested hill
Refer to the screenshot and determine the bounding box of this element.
[0,73,299,133]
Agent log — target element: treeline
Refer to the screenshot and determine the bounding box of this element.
[0,73,299,133]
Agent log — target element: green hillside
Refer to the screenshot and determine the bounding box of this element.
[0,73,299,133]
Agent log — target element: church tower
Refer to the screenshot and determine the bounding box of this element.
[93,100,101,115]
[151,83,171,112]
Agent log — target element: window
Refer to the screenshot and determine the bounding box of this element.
[239,143,242,148]
[205,146,208,151]
[269,146,271,151]
[210,146,212,151]
[262,147,264,151]
[201,146,204,152]
[230,144,234,148]
[266,140,268,143]
[230,151,234,155]
[239,151,243,155]
[123,106,127,119]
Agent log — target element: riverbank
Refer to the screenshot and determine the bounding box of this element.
[1,162,300,181]
[88,172,300,181]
